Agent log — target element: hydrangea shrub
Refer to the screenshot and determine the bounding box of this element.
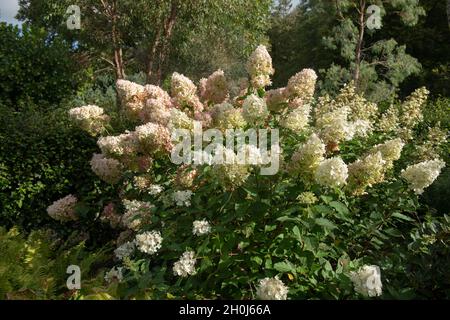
[51,45,448,299]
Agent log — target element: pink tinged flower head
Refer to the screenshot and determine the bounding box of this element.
[90,153,122,184]
[194,111,213,129]
[144,84,172,107]
[47,195,78,222]
[198,78,208,100]
[139,85,173,125]
[116,80,148,120]
[135,122,173,155]
[139,99,172,126]
[97,132,139,158]
[201,69,229,104]
[100,202,122,228]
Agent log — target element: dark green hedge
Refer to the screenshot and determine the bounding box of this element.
[0,105,99,230]
[0,23,84,110]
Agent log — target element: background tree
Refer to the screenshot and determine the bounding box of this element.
[379,0,450,98]
[17,0,272,83]
[0,23,83,110]
[320,0,425,102]
[269,0,340,88]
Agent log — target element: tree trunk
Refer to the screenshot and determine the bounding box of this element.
[353,0,366,89]
[111,1,125,79]
[146,0,178,85]
[113,47,126,80]
[146,26,162,84]
[155,1,178,85]
[100,0,126,79]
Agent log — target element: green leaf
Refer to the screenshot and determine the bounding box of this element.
[251,256,263,265]
[315,218,337,230]
[392,212,414,222]
[329,201,349,216]
[292,226,301,241]
[313,205,334,215]
[274,261,296,274]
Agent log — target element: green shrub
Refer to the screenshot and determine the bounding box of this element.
[59,52,448,299]
[0,104,102,230]
[0,23,84,110]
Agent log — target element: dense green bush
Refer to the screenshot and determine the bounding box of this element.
[0,104,102,231]
[0,23,84,110]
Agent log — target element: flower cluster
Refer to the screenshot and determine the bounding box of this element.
[116,79,148,120]
[212,103,247,131]
[148,184,164,196]
[256,277,288,300]
[173,251,197,277]
[171,72,197,104]
[315,107,354,148]
[192,220,211,236]
[242,94,269,126]
[211,148,250,190]
[90,153,122,184]
[347,152,386,195]
[47,195,78,222]
[200,69,229,104]
[280,105,311,132]
[288,134,326,182]
[415,126,448,161]
[399,87,429,129]
[315,157,348,187]
[370,138,404,167]
[377,104,399,133]
[114,241,135,260]
[169,108,195,131]
[135,122,173,155]
[173,190,193,207]
[297,191,318,205]
[401,159,445,194]
[171,72,204,113]
[135,230,163,255]
[286,68,317,105]
[69,105,109,135]
[175,166,198,189]
[97,132,138,159]
[246,45,274,89]
[139,85,172,125]
[100,202,122,228]
[350,265,383,297]
[335,83,378,122]
[122,199,153,230]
